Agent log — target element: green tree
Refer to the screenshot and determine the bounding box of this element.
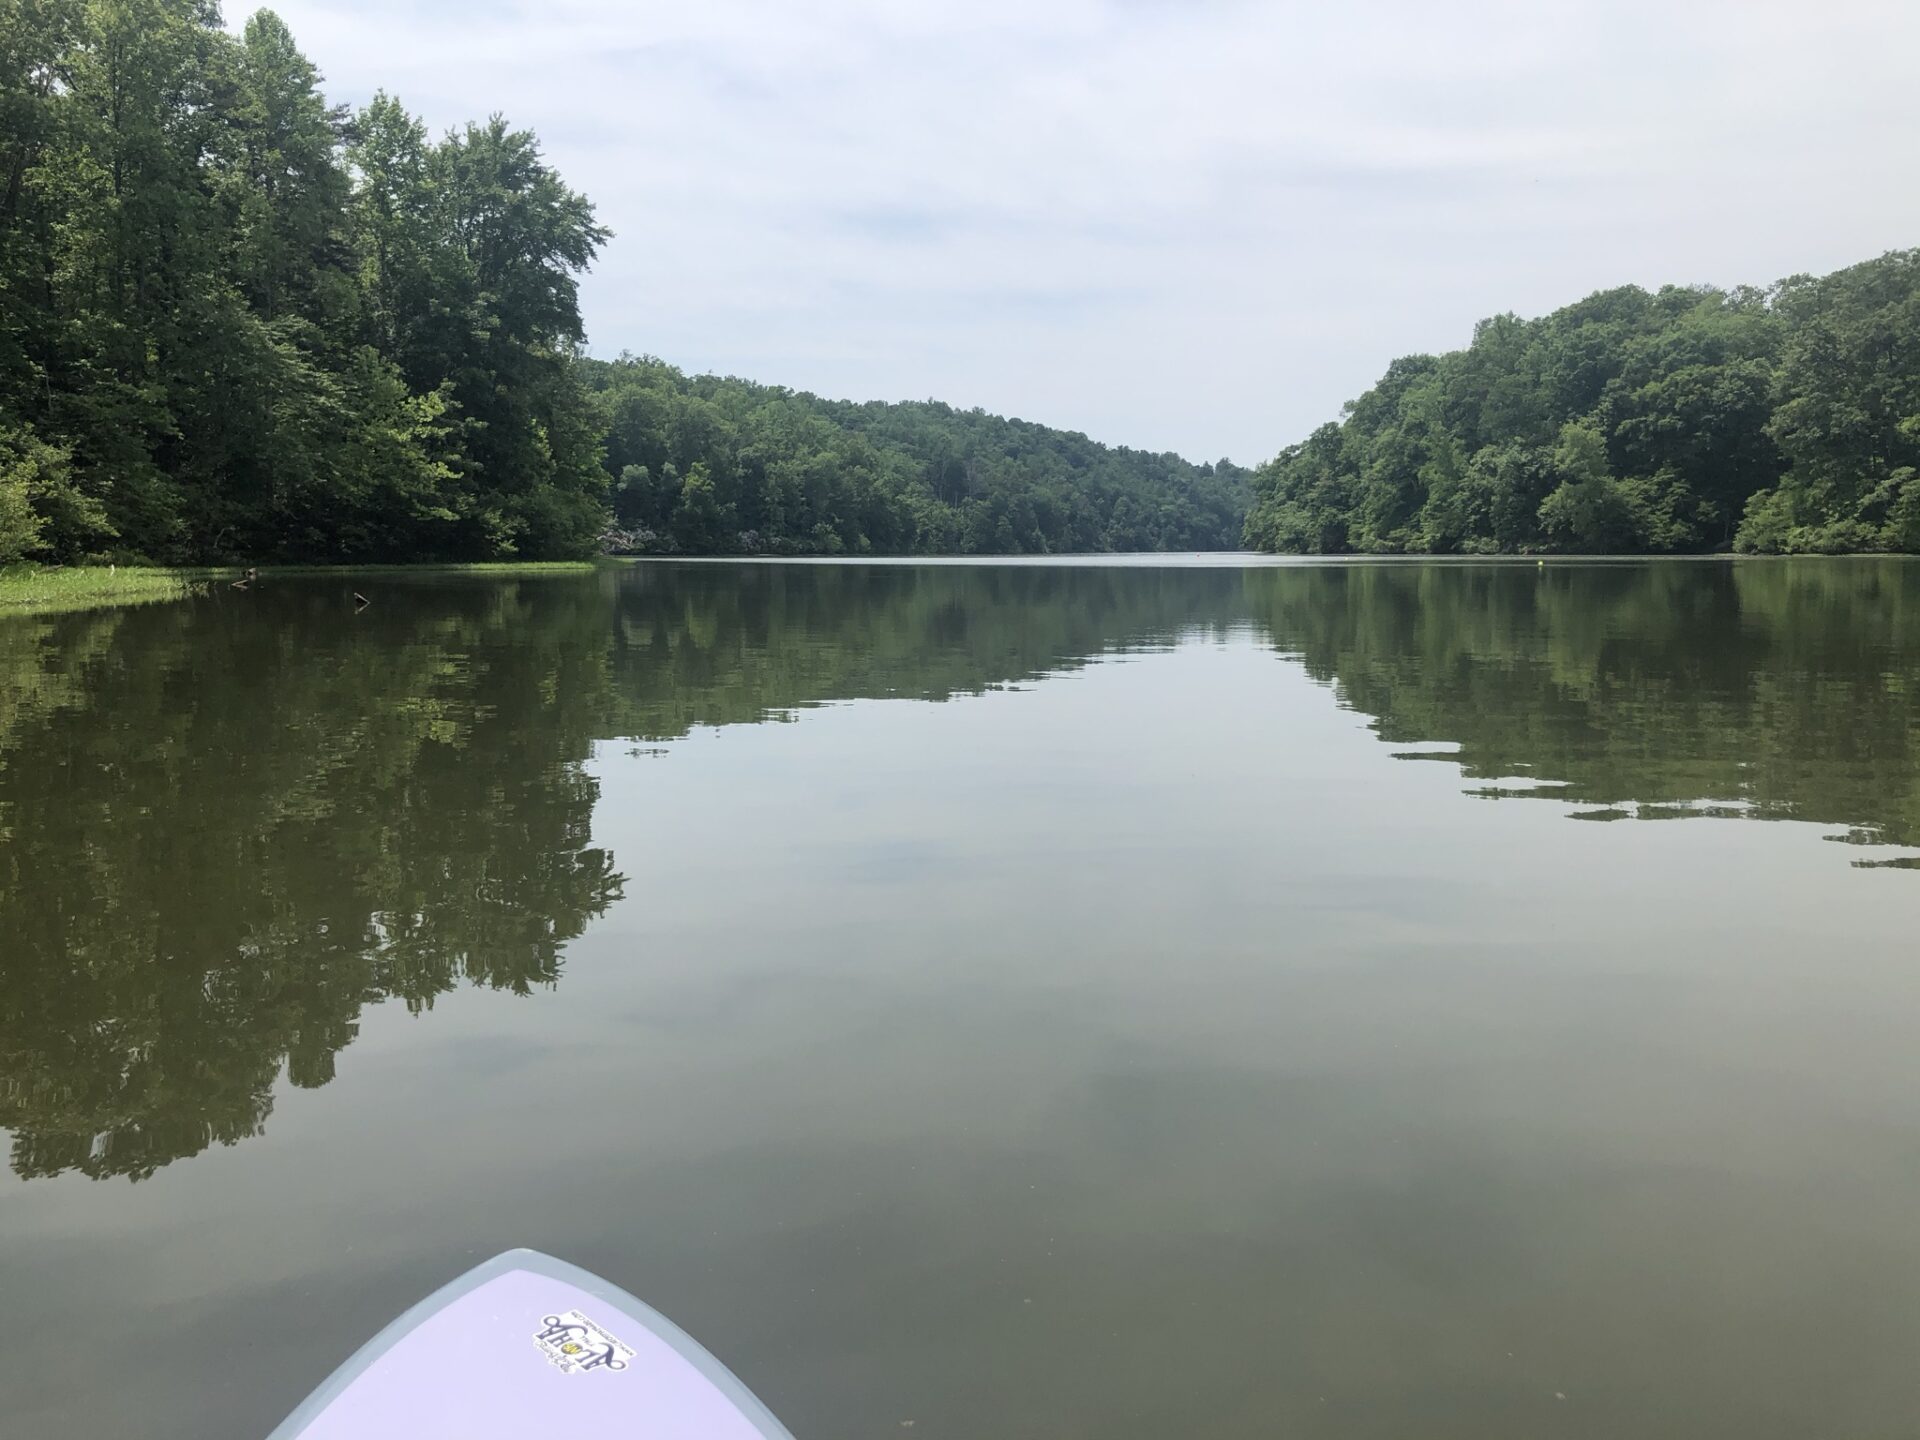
[0,422,110,562]
[1538,419,1641,550]
[668,461,733,551]
[1737,253,1920,553]
[0,4,616,564]
[1247,251,1920,556]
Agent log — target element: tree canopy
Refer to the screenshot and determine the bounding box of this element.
[0,0,613,565]
[585,355,1249,555]
[1244,251,1920,556]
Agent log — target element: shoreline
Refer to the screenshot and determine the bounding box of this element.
[0,561,601,617]
[6,551,1913,619]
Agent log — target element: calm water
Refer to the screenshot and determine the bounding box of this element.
[3,556,1919,1438]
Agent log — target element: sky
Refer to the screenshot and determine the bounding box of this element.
[255,0,1920,464]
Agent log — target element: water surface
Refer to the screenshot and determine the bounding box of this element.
[2,556,1918,1438]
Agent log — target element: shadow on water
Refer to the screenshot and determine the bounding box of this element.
[0,581,627,1180]
[1,557,1915,1180]
[0,564,1245,1181]
[1241,558,1920,852]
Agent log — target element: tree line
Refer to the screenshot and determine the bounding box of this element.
[7,3,1917,565]
[1244,250,1920,555]
[586,356,1249,555]
[0,0,1245,566]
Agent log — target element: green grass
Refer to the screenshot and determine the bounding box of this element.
[0,564,226,616]
[0,559,607,617]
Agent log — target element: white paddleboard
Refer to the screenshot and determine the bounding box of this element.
[268,1249,794,1439]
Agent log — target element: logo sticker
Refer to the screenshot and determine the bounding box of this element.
[533,1310,635,1375]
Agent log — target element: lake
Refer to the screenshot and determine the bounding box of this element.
[2,555,1918,1438]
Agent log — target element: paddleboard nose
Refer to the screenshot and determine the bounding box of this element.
[267,1250,794,1439]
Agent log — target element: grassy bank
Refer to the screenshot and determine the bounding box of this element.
[0,560,606,617]
[0,565,222,616]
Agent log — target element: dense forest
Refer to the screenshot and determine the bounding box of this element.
[1244,250,1920,555]
[7,4,1919,565]
[0,1,612,566]
[585,356,1249,555]
[0,0,1244,566]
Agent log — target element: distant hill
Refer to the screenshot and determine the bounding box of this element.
[582,356,1250,555]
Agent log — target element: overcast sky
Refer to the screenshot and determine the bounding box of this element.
[257,0,1919,463]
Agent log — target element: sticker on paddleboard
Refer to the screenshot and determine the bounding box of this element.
[533,1309,634,1374]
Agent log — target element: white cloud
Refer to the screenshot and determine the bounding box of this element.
[255,0,1920,461]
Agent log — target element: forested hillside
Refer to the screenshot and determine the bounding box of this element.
[1244,251,1920,555]
[0,1,611,565]
[586,357,1248,555]
[9,3,1917,566]
[0,1,1244,566]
